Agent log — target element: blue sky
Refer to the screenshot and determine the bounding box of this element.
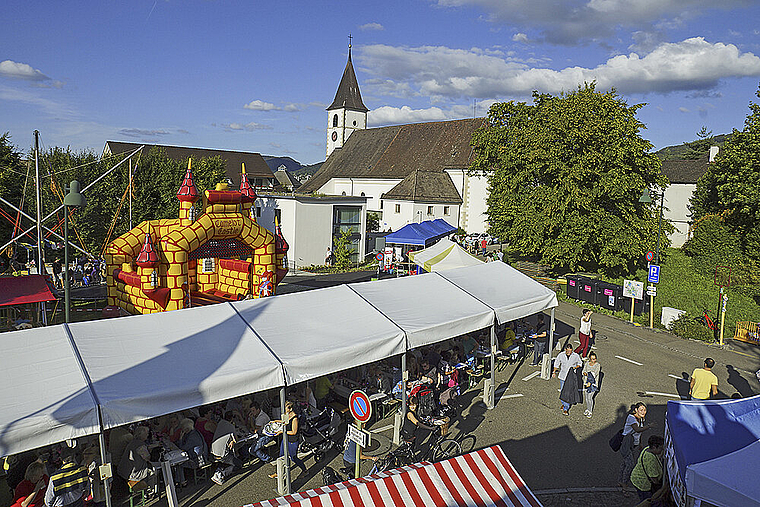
[2,0,760,164]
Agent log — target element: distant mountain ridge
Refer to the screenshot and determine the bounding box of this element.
[655,133,730,161]
[262,155,323,183]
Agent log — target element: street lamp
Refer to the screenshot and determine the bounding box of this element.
[64,180,85,323]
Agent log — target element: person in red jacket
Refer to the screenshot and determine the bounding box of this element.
[12,461,48,507]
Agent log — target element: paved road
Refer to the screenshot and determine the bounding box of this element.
[152,299,759,507]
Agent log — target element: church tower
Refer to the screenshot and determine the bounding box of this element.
[326,38,368,159]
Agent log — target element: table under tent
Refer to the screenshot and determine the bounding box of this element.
[0,262,557,505]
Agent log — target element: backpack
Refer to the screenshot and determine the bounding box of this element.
[609,429,624,452]
[416,388,436,417]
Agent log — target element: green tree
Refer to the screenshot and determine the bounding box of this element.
[682,126,714,160]
[691,85,760,261]
[0,133,29,250]
[333,229,352,270]
[471,83,669,276]
[366,211,380,233]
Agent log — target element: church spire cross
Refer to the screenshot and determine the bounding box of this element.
[348,33,352,49]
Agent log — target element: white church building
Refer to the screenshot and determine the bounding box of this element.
[301,45,491,235]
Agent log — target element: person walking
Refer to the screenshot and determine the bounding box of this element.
[630,435,664,501]
[690,358,718,400]
[575,309,592,358]
[529,314,548,367]
[553,343,582,415]
[582,352,601,418]
[268,401,307,480]
[618,403,655,492]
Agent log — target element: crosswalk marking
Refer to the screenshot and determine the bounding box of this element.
[522,371,540,381]
[616,355,643,366]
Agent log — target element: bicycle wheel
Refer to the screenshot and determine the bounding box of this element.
[433,438,461,461]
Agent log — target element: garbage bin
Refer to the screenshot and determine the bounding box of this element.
[577,277,598,306]
[596,281,622,311]
[566,274,583,300]
[623,295,650,316]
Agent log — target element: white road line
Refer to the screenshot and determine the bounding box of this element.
[615,355,643,366]
[369,424,394,434]
[669,374,689,382]
[500,393,524,399]
[645,391,681,399]
[522,371,540,381]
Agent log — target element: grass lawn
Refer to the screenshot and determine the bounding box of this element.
[559,248,760,341]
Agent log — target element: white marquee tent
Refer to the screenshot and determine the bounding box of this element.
[408,239,483,273]
[0,262,558,460]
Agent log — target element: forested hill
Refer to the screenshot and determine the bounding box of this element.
[655,133,730,160]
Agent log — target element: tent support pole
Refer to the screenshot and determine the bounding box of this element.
[280,387,291,495]
[543,308,556,380]
[486,322,496,409]
[394,353,407,445]
[98,431,113,507]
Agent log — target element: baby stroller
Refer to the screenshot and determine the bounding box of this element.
[299,406,341,462]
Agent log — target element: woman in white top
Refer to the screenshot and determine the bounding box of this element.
[575,309,593,358]
[581,352,601,418]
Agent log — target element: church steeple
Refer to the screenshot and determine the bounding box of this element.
[327,36,368,158]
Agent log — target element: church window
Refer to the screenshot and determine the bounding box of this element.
[353,120,357,126]
[342,191,347,196]
[360,192,365,196]
[333,114,338,127]
[394,204,401,214]
[427,206,434,215]
[444,206,450,216]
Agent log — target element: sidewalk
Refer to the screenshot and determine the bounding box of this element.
[536,488,638,507]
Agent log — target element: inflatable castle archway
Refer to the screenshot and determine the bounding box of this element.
[105,161,288,314]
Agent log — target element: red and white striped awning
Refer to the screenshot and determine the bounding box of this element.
[247,445,542,507]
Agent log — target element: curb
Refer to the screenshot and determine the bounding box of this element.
[534,487,625,494]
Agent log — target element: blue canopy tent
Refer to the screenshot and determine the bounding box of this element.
[385,219,456,247]
[664,395,760,507]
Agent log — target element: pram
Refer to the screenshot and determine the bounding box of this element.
[299,406,341,462]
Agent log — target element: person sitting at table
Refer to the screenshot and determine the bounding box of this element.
[117,426,156,492]
[195,406,217,450]
[500,322,521,360]
[11,461,48,507]
[162,414,182,444]
[419,358,439,386]
[176,417,208,487]
[209,412,243,485]
[461,334,478,361]
[424,345,441,371]
[247,401,273,463]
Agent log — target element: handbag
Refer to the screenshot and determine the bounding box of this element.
[609,429,624,452]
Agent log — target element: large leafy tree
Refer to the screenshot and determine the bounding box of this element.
[691,85,760,261]
[471,83,668,276]
[0,133,29,250]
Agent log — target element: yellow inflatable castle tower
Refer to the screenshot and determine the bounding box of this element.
[105,161,288,314]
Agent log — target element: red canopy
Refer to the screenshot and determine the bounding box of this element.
[0,275,57,307]
[248,445,542,507]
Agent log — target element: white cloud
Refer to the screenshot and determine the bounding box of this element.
[244,99,278,111]
[434,0,754,46]
[512,33,529,43]
[679,107,690,113]
[369,105,448,125]
[222,122,272,132]
[359,22,384,31]
[118,128,170,138]
[359,38,760,98]
[0,60,50,81]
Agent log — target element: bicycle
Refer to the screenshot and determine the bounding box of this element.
[370,427,462,474]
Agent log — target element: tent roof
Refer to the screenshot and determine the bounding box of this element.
[686,439,760,507]
[409,239,482,272]
[68,303,284,430]
[438,262,558,324]
[666,395,760,487]
[349,272,493,350]
[385,219,456,246]
[231,285,406,385]
[0,275,57,307]
[0,326,100,457]
[248,445,543,507]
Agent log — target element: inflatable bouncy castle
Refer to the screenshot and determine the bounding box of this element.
[105,161,288,314]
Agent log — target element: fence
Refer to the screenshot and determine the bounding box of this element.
[734,321,759,345]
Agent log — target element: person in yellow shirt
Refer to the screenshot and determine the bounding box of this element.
[690,358,718,400]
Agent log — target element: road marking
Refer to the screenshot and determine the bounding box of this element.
[522,371,540,381]
[500,393,524,399]
[615,355,643,366]
[645,391,681,399]
[669,374,689,382]
[369,424,394,434]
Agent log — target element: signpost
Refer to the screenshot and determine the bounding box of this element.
[623,280,644,323]
[348,390,372,478]
[647,264,660,328]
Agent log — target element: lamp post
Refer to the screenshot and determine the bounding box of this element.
[64,181,85,323]
[639,187,664,328]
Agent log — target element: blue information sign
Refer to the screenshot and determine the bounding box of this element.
[648,264,660,284]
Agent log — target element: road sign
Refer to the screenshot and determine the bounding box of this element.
[375,252,383,261]
[647,285,657,296]
[623,280,644,300]
[648,264,660,284]
[346,424,371,448]
[646,251,654,262]
[348,390,372,424]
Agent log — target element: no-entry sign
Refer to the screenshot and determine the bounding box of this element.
[349,390,372,424]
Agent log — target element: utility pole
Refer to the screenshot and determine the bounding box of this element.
[34,130,47,325]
